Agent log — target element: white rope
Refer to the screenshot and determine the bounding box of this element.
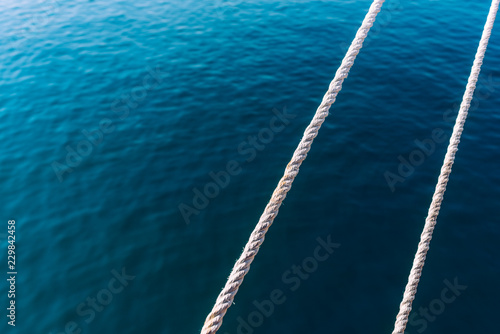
[201,1,386,333]
[392,1,499,333]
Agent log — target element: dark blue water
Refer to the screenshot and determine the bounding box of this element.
[1,0,499,333]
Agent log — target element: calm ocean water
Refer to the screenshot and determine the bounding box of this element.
[0,0,499,333]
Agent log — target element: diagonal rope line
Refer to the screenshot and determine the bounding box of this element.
[392,1,500,333]
[201,1,386,333]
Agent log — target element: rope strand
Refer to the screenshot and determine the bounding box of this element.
[392,1,500,333]
[201,1,386,333]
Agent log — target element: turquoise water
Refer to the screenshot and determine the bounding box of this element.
[1,0,499,333]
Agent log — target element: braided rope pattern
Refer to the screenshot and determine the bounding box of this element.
[392,1,499,333]
[201,1,386,333]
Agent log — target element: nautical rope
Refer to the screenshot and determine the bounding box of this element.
[392,1,499,333]
[201,1,386,333]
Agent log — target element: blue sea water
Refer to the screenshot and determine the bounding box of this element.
[0,0,499,333]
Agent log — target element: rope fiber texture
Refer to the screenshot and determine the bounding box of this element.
[392,1,500,333]
[201,1,386,333]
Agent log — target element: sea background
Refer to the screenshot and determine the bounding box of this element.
[0,0,499,333]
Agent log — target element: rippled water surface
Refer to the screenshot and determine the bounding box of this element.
[0,0,499,333]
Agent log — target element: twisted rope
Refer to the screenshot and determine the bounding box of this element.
[392,1,499,333]
[201,1,386,333]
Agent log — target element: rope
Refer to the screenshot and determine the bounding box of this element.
[201,1,386,333]
[392,1,499,333]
